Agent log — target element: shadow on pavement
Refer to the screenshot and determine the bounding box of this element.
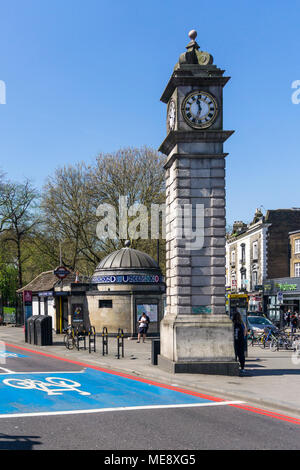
[0,433,41,450]
[52,340,65,347]
[248,368,300,377]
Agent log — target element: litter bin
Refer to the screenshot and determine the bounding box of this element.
[26,315,40,344]
[151,339,160,365]
[35,316,53,346]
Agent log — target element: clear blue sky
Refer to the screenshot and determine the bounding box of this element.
[0,0,299,225]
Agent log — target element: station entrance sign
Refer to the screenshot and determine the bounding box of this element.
[54,266,71,280]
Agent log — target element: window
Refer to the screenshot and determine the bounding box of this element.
[252,241,258,260]
[240,244,246,263]
[99,299,113,308]
[295,263,300,277]
[295,239,300,254]
[231,250,235,264]
[252,271,258,288]
[241,269,247,289]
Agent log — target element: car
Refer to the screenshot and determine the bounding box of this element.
[247,311,265,317]
[247,315,278,335]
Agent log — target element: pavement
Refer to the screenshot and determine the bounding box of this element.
[1,325,300,420]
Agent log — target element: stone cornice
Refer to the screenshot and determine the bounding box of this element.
[164,152,229,169]
[160,70,230,104]
[159,129,234,156]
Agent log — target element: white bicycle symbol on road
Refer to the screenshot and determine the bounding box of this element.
[3,377,91,396]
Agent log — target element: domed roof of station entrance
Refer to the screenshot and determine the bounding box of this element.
[96,240,159,271]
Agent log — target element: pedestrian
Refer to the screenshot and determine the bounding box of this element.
[232,311,247,376]
[291,314,298,334]
[137,312,150,343]
[283,311,288,327]
[287,310,291,327]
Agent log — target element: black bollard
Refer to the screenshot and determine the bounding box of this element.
[117,328,124,359]
[102,327,108,356]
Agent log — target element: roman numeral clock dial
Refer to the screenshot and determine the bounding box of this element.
[182,91,218,129]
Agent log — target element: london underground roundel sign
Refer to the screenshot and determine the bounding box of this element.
[54,266,71,280]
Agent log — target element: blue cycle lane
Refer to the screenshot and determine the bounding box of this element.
[0,346,231,417]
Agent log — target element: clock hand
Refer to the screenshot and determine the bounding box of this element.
[196,99,202,118]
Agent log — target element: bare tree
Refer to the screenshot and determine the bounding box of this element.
[41,162,100,273]
[41,147,166,276]
[91,146,166,257]
[0,180,39,288]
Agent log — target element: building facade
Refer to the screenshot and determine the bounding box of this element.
[289,230,300,278]
[17,244,166,336]
[263,277,300,323]
[226,208,300,314]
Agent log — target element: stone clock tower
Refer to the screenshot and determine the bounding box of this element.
[158,30,239,375]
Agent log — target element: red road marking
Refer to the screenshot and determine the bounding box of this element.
[229,403,300,426]
[4,342,300,425]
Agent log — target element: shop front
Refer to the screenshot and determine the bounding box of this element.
[226,293,249,319]
[263,277,300,323]
[248,289,263,313]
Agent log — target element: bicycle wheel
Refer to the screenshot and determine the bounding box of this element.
[270,339,278,351]
[64,334,75,350]
[3,378,36,389]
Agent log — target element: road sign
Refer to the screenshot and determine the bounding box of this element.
[54,266,71,280]
[277,291,283,303]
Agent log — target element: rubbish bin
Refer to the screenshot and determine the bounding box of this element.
[35,316,53,346]
[26,316,40,344]
[151,339,160,365]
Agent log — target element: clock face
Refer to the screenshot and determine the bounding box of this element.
[167,100,176,132]
[182,91,218,129]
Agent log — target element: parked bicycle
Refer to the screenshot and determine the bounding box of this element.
[269,330,293,351]
[248,327,277,349]
[64,325,76,350]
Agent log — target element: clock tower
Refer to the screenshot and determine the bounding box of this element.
[158,30,239,375]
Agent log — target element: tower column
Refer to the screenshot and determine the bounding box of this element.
[158,30,239,375]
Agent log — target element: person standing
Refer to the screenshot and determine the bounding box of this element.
[291,313,298,334]
[137,312,150,343]
[232,312,247,376]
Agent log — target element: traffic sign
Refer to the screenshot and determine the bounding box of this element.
[277,291,283,303]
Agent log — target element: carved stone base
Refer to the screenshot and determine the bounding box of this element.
[158,314,239,376]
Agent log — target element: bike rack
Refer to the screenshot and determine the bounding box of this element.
[102,327,108,356]
[75,325,87,351]
[88,326,96,353]
[116,328,124,359]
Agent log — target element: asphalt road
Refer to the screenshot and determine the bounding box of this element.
[0,344,299,451]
